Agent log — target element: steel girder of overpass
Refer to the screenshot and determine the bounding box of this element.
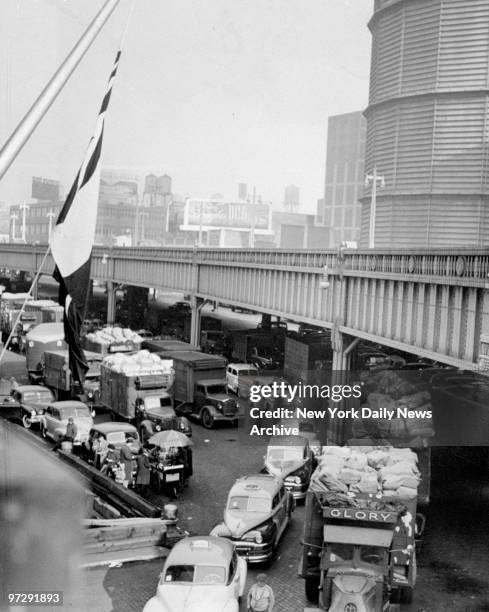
[1,244,489,370]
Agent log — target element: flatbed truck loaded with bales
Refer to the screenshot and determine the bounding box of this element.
[99,350,191,440]
[300,445,429,611]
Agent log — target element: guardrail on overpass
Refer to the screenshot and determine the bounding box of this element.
[1,243,488,370]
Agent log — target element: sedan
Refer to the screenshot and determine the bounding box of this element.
[40,400,94,446]
[143,536,246,612]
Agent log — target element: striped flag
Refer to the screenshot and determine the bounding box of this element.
[51,50,121,385]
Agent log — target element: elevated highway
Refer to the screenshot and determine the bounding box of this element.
[1,243,488,371]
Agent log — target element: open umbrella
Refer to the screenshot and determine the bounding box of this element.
[148,430,193,448]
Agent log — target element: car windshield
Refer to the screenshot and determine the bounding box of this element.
[228,495,270,513]
[329,543,355,562]
[163,565,226,584]
[59,406,91,419]
[266,446,303,468]
[106,431,139,445]
[238,370,256,376]
[145,396,173,410]
[22,390,53,402]
[360,546,385,565]
[205,384,227,394]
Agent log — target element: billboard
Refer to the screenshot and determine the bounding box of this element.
[32,177,60,202]
[183,199,271,231]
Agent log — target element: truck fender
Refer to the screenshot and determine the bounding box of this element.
[199,404,219,418]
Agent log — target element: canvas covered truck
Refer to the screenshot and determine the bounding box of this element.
[42,349,102,406]
[99,351,191,439]
[300,445,429,611]
[166,351,241,429]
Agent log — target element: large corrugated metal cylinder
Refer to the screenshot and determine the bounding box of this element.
[361,0,489,247]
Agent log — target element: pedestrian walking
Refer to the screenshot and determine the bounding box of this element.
[119,442,134,488]
[247,573,275,612]
[135,448,151,496]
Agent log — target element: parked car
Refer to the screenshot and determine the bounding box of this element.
[226,363,258,394]
[86,422,141,458]
[263,435,315,501]
[143,536,247,612]
[9,384,55,429]
[40,400,94,447]
[210,474,294,564]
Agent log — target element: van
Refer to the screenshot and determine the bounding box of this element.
[226,363,258,394]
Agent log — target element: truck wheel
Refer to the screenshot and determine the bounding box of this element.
[305,576,320,603]
[202,409,214,429]
[22,415,32,429]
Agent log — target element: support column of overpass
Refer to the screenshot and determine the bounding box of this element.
[106,281,116,326]
[189,297,208,348]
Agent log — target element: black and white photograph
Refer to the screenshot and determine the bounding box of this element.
[1,1,489,611]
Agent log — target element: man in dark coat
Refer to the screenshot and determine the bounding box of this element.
[135,449,151,496]
[119,442,134,488]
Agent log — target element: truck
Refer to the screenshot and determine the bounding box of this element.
[99,351,191,439]
[0,292,32,344]
[25,323,66,382]
[283,332,332,384]
[230,329,284,369]
[166,350,240,429]
[142,339,199,354]
[42,349,102,406]
[300,445,429,611]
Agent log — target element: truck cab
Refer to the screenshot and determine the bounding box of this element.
[320,525,395,612]
[192,380,240,429]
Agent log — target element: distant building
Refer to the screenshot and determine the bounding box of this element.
[143,173,172,207]
[283,185,300,213]
[320,111,366,247]
[271,211,328,249]
[238,183,248,201]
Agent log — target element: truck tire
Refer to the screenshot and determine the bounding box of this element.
[202,409,214,429]
[305,576,320,603]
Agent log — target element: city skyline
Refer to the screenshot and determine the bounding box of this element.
[0,0,372,214]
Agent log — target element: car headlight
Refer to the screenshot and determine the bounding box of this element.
[87,391,93,399]
[30,410,36,417]
[255,532,263,544]
[155,424,161,432]
[179,422,186,430]
[217,402,223,410]
[158,463,164,470]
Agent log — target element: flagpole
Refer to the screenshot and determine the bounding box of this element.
[0,246,52,368]
[0,0,121,180]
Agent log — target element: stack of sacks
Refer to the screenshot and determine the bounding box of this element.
[379,448,420,498]
[312,446,420,498]
[86,327,143,347]
[103,350,174,376]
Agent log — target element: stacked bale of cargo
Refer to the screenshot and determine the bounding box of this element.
[310,445,420,499]
[84,327,143,354]
[352,370,434,446]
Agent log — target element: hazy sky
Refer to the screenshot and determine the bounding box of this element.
[0,0,372,212]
